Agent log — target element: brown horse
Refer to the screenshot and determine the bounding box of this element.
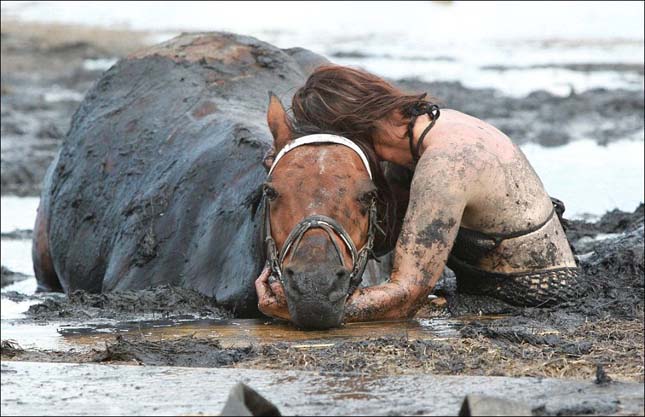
[263,94,401,329]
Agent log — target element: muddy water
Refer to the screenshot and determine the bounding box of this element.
[2,361,643,416]
[2,314,473,352]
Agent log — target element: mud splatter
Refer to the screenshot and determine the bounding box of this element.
[415,218,457,247]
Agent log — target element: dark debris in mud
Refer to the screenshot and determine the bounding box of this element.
[1,340,24,358]
[240,322,641,382]
[1,335,255,368]
[566,203,644,246]
[26,285,232,321]
[396,79,644,147]
[96,335,255,367]
[0,229,33,240]
[595,364,613,386]
[1,265,29,288]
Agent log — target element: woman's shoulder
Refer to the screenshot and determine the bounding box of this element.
[424,109,517,167]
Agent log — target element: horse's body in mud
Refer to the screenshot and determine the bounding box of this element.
[32,33,341,315]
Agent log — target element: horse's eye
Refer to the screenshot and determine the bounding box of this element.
[263,184,279,201]
[358,190,377,206]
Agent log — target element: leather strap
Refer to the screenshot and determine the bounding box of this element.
[407,103,440,165]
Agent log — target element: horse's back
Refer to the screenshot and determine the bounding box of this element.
[34,32,328,315]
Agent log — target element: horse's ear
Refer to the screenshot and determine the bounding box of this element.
[267,92,292,153]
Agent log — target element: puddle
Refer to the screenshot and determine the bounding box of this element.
[1,315,473,353]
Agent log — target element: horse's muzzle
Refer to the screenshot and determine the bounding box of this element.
[282,265,350,330]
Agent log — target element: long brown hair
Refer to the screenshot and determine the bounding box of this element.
[288,65,430,254]
[290,65,433,146]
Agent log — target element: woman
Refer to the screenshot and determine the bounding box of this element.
[256,65,579,323]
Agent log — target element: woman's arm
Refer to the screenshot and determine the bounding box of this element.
[343,151,470,322]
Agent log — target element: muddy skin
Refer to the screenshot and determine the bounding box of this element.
[413,136,578,307]
[415,218,458,248]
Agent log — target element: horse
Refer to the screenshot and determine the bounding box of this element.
[262,94,405,328]
[32,32,406,324]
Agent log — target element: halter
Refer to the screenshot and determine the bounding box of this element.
[263,134,378,296]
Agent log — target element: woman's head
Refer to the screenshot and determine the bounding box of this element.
[290,65,432,150]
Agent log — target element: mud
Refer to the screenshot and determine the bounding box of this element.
[24,285,231,321]
[4,205,642,382]
[0,229,33,240]
[1,265,29,287]
[2,334,254,367]
[566,203,644,250]
[0,20,147,197]
[98,335,255,367]
[3,362,643,416]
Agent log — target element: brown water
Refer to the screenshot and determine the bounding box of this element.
[3,315,477,352]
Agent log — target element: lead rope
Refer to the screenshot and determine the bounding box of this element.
[407,102,440,165]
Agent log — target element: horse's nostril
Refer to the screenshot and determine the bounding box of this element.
[285,267,295,278]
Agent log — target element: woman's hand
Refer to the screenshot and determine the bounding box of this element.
[255,266,291,321]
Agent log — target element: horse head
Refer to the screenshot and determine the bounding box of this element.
[263,93,390,329]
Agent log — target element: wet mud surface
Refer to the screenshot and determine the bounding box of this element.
[2,205,643,385]
[0,20,147,196]
[0,19,643,416]
[22,285,231,321]
[1,265,29,287]
[2,362,642,416]
[396,78,644,147]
